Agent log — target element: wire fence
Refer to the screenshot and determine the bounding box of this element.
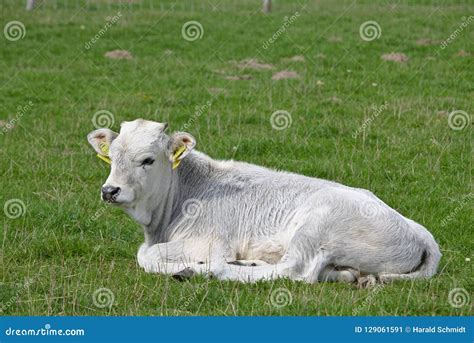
[4,0,472,13]
[2,0,268,12]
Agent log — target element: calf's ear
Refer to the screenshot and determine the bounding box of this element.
[168,132,196,169]
[87,128,118,156]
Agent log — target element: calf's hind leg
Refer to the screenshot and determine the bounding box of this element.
[213,245,332,283]
[318,266,360,283]
[211,229,328,282]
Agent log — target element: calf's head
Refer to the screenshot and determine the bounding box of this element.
[87,119,195,219]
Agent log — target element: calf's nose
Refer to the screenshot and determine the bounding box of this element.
[101,186,121,201]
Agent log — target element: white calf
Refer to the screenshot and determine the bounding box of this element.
[87,119,441,285]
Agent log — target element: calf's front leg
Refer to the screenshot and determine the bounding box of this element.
[137,241,226,276]
[137,242,190,274]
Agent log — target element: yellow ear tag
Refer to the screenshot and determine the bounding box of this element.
[97,154,111,164]
[172,145,187,169]
[97,142,111,165]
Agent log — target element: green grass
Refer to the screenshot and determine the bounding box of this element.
[0,0,472,316]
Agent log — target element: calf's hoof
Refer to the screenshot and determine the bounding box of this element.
[172,267,195,281]
[356,274,377,289]
[337,270,358,283]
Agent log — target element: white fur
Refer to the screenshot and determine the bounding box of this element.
[87,119,441,283]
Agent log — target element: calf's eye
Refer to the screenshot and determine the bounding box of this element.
[141,158,155,166]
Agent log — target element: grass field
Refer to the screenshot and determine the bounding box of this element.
[0,0,472,316]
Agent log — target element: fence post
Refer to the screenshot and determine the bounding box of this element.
[26,0,36,10]
[263,0,271,13]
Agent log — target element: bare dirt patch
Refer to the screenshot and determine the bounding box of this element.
[455,50,471,57]
[271,70,300,80]
[416,38,438,46]
[213,69,227,75]
[224,75,253,80]
[282,55,305,63]
[105,50,133,60]
[328,36,342,43]
[208,88,228,95]
[237,58,274,70]
[381,52,409,63]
